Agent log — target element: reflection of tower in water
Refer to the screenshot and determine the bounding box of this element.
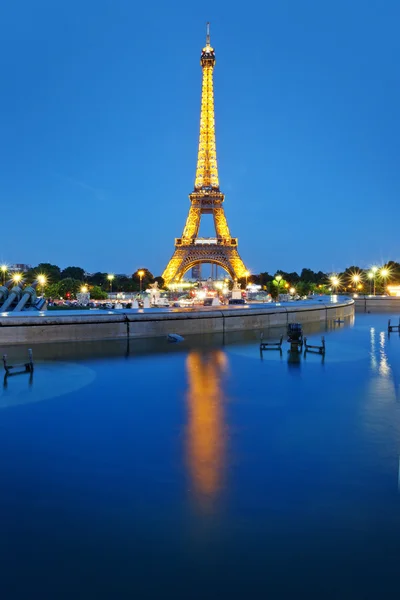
[185,350,227,507]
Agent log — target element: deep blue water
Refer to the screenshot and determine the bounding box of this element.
[1,314,400,599]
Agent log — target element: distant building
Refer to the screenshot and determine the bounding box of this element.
[387,285,400,297]
[191,265,201,280]
[9,263,31,273]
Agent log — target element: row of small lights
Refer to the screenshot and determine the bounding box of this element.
[250,268,392,297]
[1,264,392,295]
[329,267,390,290]
[1,266,146,295]
[82,266,394,296]
[1,266,47,287]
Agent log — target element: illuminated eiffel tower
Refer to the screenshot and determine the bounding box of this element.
[162,24,247,284]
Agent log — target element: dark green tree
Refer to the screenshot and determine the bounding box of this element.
[87,272,108,286]
[269,277,289,299]
[386,262,400,284]
[295,281,313,296]
[247,273,260,285]
[259,272,274,289]
[89,285,108,300]
[132,268,154,291]
[27,263,61,283]
[278,271,300,284]
[58,278,82,299]
[342,265,362,275]
[114,274,134,292]
[45,282,61,299]
[61,266,86,280]
[315,271,327,284]
[300,268,318,283]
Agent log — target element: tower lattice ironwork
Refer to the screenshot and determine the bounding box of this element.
[162,24,247,284]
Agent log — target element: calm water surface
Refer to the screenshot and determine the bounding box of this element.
[1,314,400,599]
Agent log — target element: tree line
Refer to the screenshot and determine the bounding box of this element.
[239,262,400,297]
[7,264,162,300]
[7,261,400,299]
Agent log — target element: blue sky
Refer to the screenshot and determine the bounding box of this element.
[1,0,399,276]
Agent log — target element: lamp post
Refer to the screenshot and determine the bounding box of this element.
[380,268,389,295]
[37,274,47,297]
[351,274,360,292]
[367,271,374,295]
[138,270,145,293]
[275,274,282,300]
[0,265,7,286]
[330,276,339,294]
[107,274,114,293]
[371,266,378,296]
[12,273,22,284]
[81,285,88,294]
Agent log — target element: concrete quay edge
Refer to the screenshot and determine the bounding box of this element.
[0,297,354,345]
[354,296,400,313]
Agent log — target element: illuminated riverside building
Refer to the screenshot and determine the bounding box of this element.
[387,285,400,296]
[162,24,247,284]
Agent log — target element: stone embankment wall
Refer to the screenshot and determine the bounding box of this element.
[354,296,400,313]
[0,299,354,345]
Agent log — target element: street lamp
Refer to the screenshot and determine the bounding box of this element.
[380,267,389,295]
[81,285,88,294]
[244,270,250,288]
[138,270,145,293]
[12,273,22,284]
[330,276,339,294]
[107,274,114,293]
[0,265,7,286]
[275,274,282,300]
[37,274,47,297]
[289,287,296,297]
[351,273,360,291]
[367,271,374,295]
[371,266,378,296]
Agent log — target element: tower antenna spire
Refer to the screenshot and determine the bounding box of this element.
[206,22,210,46]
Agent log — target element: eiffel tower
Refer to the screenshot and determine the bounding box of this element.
[162,24,247,285]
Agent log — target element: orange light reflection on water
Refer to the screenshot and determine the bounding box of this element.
[185,350,227,509]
